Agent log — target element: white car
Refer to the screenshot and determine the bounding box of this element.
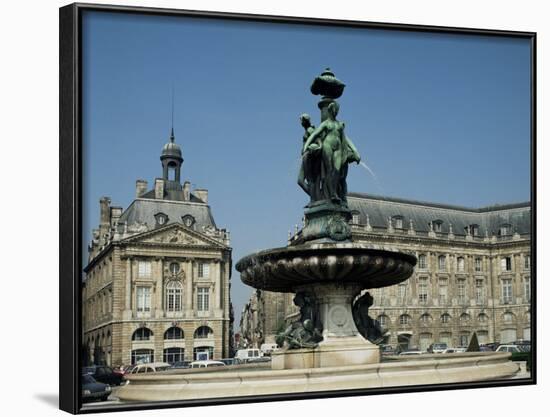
[495,344,523,353]
[129,362,171,374]
[189,360,226,369]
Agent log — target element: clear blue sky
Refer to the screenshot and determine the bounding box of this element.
[82,11,531,327]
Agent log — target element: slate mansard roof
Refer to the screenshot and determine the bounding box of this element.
[118,197,217,230]
[347,192,531,236]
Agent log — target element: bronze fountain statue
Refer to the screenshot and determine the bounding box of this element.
[237,68,416,368]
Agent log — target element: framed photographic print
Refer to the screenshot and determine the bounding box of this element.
[59,2,536,414]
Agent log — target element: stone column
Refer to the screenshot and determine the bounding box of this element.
[214,260,221,311]
[124,257,133,320]
[185,259,193,316]
[155,258,164,318]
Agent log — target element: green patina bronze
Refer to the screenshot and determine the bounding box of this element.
[295,68,361,243]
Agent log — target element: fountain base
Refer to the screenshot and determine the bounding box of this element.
[273,337,380,370]
[115,353,520,402]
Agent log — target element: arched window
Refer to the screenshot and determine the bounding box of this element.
[420,313,432,324]
[132,327,153,341]
[166,281,183,312]
[164,326,184,340]
[503,312,515,323]
[351,211,360,225]
[377,314,389,327]
[478,313,488,322]
[433,220,443,233]
[460,313,470,323]
[194,326,213,339]
[440,313,452,324]
[399,314,411,325]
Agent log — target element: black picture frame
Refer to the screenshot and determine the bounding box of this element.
[59,3,537,414]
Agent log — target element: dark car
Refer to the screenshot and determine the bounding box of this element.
[83,365,124,386]
[81,374,111,402]
[380,345,395,356]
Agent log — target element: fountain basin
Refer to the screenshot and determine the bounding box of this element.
[236,242,417,293]
[115,352,519,402]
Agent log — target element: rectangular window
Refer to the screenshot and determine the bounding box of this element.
[524,255,530,270]
[475,279,485,305]
[197,287,210,311]
[397,283,407,303]
[501,279,513,304]
[438,256,446,271]
[138,261,151,277]
[501,257,512,272]
[418,278,428,304]
[137,286,151,312]
[475,257,482,272]
[198,262,210,278]
[457,257,465,273]
[438,279,448,305]
[418,255,427,270]
[524,277,531,301]
[457,279,467,305]
[394,218,403,229]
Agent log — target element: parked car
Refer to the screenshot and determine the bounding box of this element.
[247,356,271,363]
[235,348,262,363]
[495,344,531,362]
[480,342,498,351]
[260,343,279,356]
[81,374,111,402]
[189,360,226,369]
[427,343,448,354]
[82,365,124,386]
[128,362,171,375]
[171,361,191,369]
[380,345,396,356]
[442,347,466,354]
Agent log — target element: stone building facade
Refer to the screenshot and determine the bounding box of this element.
[83,130,233,367]
[241,193,531,351]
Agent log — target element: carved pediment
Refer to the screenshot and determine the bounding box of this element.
[121,223,226,248]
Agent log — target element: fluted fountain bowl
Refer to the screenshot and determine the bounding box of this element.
[236,242,417,293]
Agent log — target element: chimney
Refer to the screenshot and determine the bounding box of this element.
[110,206,123,228]
[135,179,148,198]
[154,178,165,199]
[194,188,208,204]
[99,197,111,227]
[183,181,191,201]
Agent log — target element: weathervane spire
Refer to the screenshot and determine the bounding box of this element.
[170,85,175,142]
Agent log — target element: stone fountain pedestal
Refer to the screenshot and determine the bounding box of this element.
[272,283,380,370]
[236,242,418,370]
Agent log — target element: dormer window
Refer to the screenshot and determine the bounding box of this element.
[182,215,196,228]
[433,220,443,233]
[468,224,479,236]
[393,215,403,229]
[154,212,169,226]
[351,211,360,225]
[499,224,512,236]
